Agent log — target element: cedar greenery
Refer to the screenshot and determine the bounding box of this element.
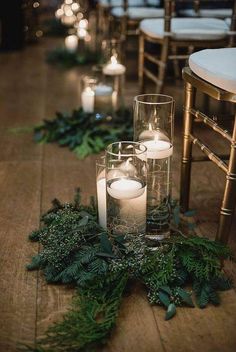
[33,108,133,159]
[46,47,101,68]
[25,190,233,351]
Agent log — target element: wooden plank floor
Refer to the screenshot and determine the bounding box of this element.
[0,37,236,352]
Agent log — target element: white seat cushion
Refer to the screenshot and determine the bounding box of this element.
[179,8,232,19]
[140,18,229,40]
[225,17,231,27]
[189,48,236,94]
[111,6,164,19]
[99,0,160,7]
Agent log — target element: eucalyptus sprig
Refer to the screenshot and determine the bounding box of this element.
[25,189,233,351]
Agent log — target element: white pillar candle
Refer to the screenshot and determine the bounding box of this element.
[65,35,78,53]
[142,140,173,159]
[96,177,107,229]
[103,56,126,76]
[81,87,95,113]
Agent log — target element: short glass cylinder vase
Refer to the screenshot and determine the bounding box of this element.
[133,94,175,241]
[106,141,147,237]
[81,75,113,114]
[101,38,123,65]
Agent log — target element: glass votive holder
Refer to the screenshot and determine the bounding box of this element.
[101,38,123,65]
[101,39,126,112]
[96,155,107,230]
[106,141,147,237]
[81,75,114,114]
[94,83,113,113]
[133,94,175,241]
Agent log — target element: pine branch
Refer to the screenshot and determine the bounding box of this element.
[32,273,128,352]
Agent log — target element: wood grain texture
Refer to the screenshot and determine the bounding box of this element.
[153,290,236,352]
[105,284,165,352]
[0,29,236,352]
[0,161,41,351]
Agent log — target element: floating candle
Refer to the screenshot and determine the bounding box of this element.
[119,158,137,177]
[139,124,173,159]
[103,55,126,76]
[107,178,145,200]
[142,140,173,159]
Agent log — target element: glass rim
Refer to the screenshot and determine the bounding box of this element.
[106,141,147,157]
[134,94,174,105]
[82,74,98,83]
[96,155,105,167]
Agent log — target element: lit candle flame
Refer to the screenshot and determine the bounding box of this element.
[125,157,131,169]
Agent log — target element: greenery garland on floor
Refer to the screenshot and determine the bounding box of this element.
[34,108,133,159]
[42,19,68,37]
[46,47,101,68]
[24,189,233,352]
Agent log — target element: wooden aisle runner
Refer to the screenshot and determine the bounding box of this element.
[0,46,45,350]
[0,38,236,352]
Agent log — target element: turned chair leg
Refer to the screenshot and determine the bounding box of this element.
[180,81,196,212]
[156,38,169,94]
[172,44,180,79]
[139,33,145,93]
[216,113,236,244]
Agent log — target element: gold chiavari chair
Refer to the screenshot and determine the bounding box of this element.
[138,0,235,94]
[180,47,236,244]
[110,0,163,41]
[96,0,151,36]
[178,0,233,19]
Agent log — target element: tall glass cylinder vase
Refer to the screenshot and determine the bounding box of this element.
[102,39,126,112]
[106,141,147,238]
[133,94,175,241]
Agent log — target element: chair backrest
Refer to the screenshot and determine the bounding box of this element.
[121,0,161,11]
[164,0,236,40]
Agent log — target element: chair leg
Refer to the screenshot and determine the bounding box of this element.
[216,113,236,244]
[180,81,196,212]
[156,38,169,94]
[172,44,180,79]
[138,33,145,93]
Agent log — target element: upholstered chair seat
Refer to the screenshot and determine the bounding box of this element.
[111,6,164,19]
[140,18,229,40]
[189,48,236,94]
